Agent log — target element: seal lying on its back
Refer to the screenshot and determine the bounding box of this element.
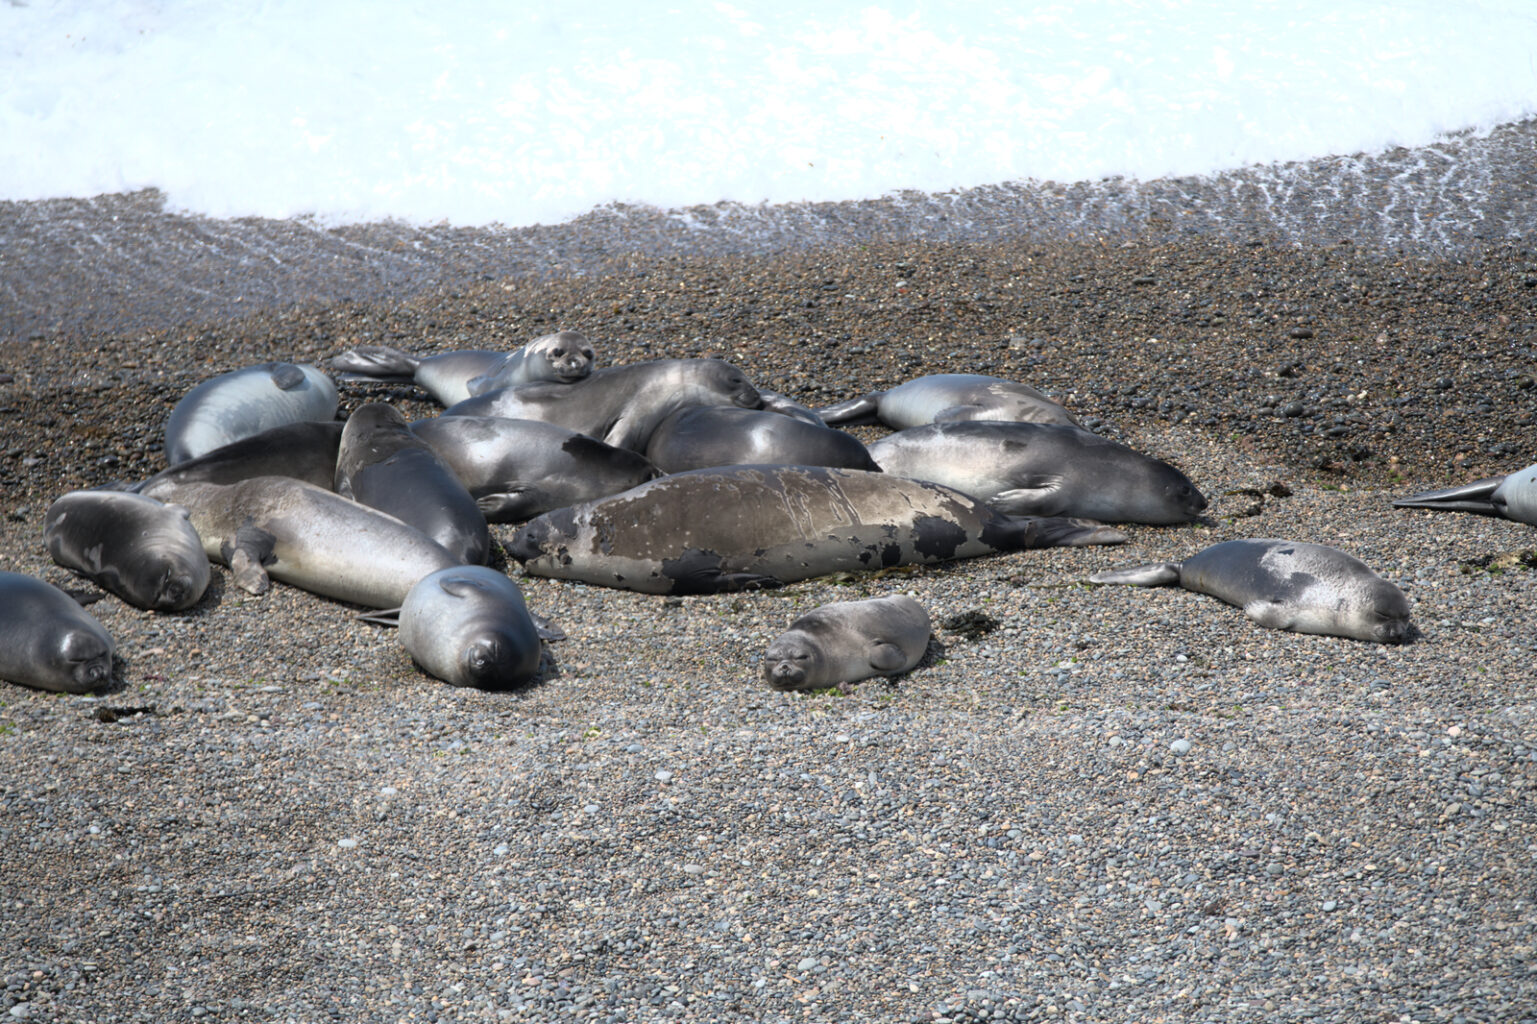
[644,406,879,474]
[1089,539,1413,643]
[817,373,1079,429]
[868,422,1205,524]
[164,361,338,466]
[1393,462,1537,525]
[763,595,930,691]
[465,331,596,395]
[45,491,211,611]
[330,346,505,406]
[0,572,115,693]
[509,465,1127,595]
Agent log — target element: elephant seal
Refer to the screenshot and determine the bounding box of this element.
[146,476,458,608]
[1393,462,1537,525]
[134,421,344,494]
[330,346,505,406]
[509,464,1127,594]
[817,373,1079,429]
[763,595,930,691]
[0,572,115,693]
[336,403,489,565]
[410,415,659,522]
[164,361,338,465]
[362,566,563,689]
[442,358,762,452]
[868,422,1206,524]
[1089,539,1413,643]
[44,491,211,611]
[644,406,879,474]
[465,331,596,395]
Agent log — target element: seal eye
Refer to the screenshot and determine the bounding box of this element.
[551,348,565,357]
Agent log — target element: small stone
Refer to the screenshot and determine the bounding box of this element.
[336,837,359,849]
[654,770,673,783]
[796,957,819,972]
[1170,739,1192,755]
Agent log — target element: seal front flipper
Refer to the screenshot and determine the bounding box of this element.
[358,607,402,627]
[329,345,422,381]
[1392,478,1504,516]
[531,612,565,642]
[1006,515,1128,549]
[815,393,884,425]
[268,363,308,390]
[1087,561,1183,586]
[1242,597,1296,631]
[220,524,278,595]
[986,480,1066,517]
[475,488,552,524]
[868,640,910,674]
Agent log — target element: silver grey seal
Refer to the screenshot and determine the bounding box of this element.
[164,361,338,466]
[44,491,211,611]
[817,373,1079,429]
[644,406,879,474]
[509,465,1127,595]
[465,331,596,395]
[0,571,115,693]
[1393,462,1537,525]
[763,595,931,691]
[329,346,506,406]
[1089,539,1413,643]
[868,421,1205,524]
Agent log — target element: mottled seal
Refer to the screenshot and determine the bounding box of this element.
[410,415,659,523]
[134,421,344,494]
[1393,462,1537,525]
[442,358,762,452]
[817,373,1079,429]
[465,331,596,395]
[762,595,931,691]
[644,406,879,474]
[330,346,505,406]
[1089,539,1413,643]
[363,566,563,690]
[867,421,1205,524]
[336,403,489,565]
[164,361,338,466]
[44,490,211,611]
[509,465,1127,594]
[0,572,115,693]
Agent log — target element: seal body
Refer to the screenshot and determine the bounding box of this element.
[164,361,338,465]
[134,420,344,494]
[336,403,489,565]
[763,595,931,691]
[1090,539,1413,643]
[395,567,547,689]
[45,490,211,611]
[410,415,659,522]
[868,421,1206,523]
[442,358,762,452]
[0,572,115,693]
[645,406,879,474]
[1393,462,1537,525]
[818,373,1078,429]
[329,346,506,406]
[509,465,1126,594]
[466,331,596,395]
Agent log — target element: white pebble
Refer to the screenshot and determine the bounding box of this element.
[1170,739,1192,755]
[654,770,673,783]
[336,838,359,849]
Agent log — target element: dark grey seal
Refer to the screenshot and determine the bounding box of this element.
[1089,538,1413,643]
[330,346,505,406]
[0,571,115,693]
[465,331,597,394]
[867,421,1205,524]
[817,373,1079,429]
[763,595,931,691]
[509,464,1127,594]
[644,406,879,474]
[164,361,338,465]
[1393,461,1537,525]
[135,420,344,494]
[44,490,211,611]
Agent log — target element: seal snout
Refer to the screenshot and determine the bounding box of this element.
[763,657,808,691]
[507,521,549,563]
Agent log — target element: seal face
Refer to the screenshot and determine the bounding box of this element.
[396,566,549,689]
[818,373,1079,429]
[45,491,211,611]
[1394,461,1537,526]
[868,421,1206,524]
[1090,538,1413,643]
[763,595,931,691]
[0,571,115,693]
[644,406,879,474]
[466,331,597,395]
[164,361,338,466]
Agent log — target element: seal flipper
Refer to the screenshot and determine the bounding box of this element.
[220,524,278,595]
[358,607,402,627]
[995,515,1128,549]
[330,345,424,382]
[1242,597,1296,630]
[868,641,909,673]
[815,392,884,425]
[476,488,551,523]
[986,479,1066,516]
[268,362,308,390]
[531,612,565,642]
[1087,561,1183,586]
[1392,478,1504,516]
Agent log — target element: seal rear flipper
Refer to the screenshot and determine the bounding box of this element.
[867,641,910,673]
[220,524,278,596]
[1087,561,1183,586]
[358,607,402,627]
[1392,478,1504,516]
[330,345,423,381]
[815,393,883,425]
[1009,516,1128,548]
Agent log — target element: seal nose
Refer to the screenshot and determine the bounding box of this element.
[507,520,548,563]
[763,660,805,690]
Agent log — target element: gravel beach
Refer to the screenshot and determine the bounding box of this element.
[1,222,1535,1023]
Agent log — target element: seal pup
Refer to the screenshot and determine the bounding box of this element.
[1089,539,1413,643]
[644,406,880,474]
[134,421,344,494]
[146,476,459,608]
[410,415,659,523]
[763,595,930,692]
[44,490,211,611]
[1393,462,1537,526]
[868,421,1206,524]
[362,566,563,690]
[330,346,506,406]
[465,331,596,395]
[0,572,115,693]
[164,361,338,465]
[442,358,762,452]
[336,403,489,565]
[817,373,1079,429]
[509,464,1127,595]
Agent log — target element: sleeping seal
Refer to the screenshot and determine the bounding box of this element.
[1393,462,1537,525]
[763,595,931,691]
[817,373,1079,429]
[1089,539,1413,643]
[465,331,596,395]
[0,572,115,693]
[644,406,879,474]
[329,346,505,406]
[133,420,344,494]
[164,361,338,465]
[868,422,1205,523]
[44,490,211,611]
[509,464,1127,595]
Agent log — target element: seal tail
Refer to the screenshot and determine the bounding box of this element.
[330,345,423,382]
[1088,562,1182,586]
[1391,478,1504,516]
